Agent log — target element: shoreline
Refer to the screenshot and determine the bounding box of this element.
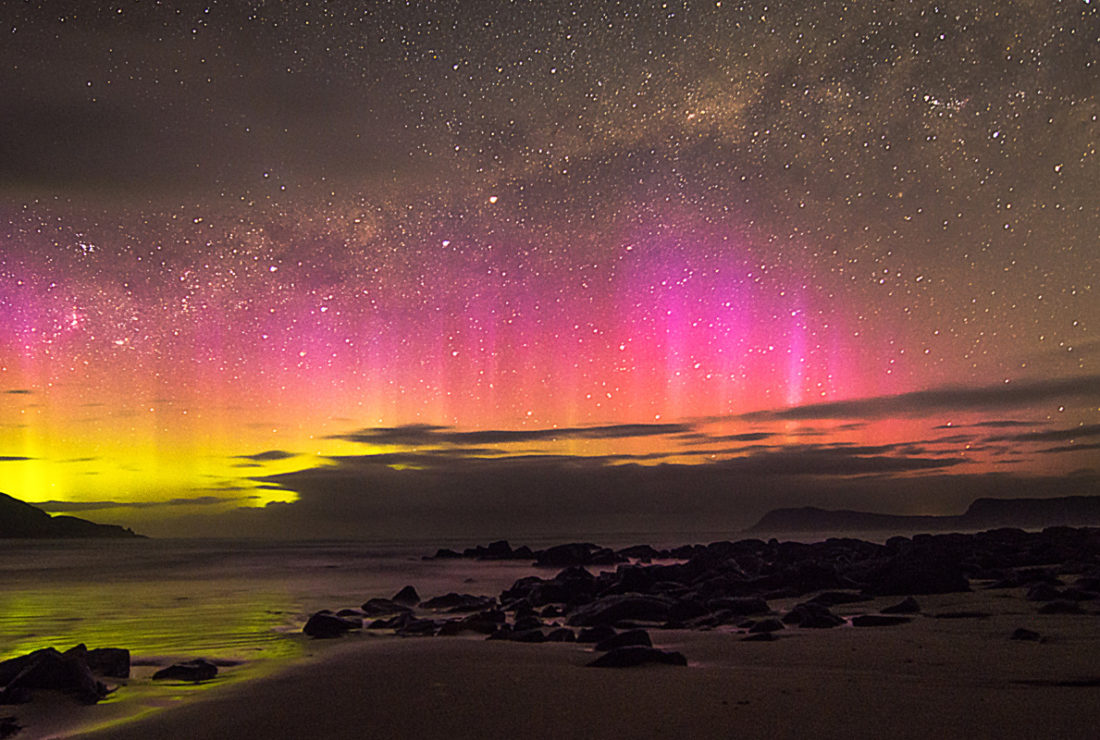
[67,590,1100,739]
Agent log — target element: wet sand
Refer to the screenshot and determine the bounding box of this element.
[56,589,1100,740]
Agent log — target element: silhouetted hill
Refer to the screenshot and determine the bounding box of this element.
[0,492,142,538]
[749,495,1100,534]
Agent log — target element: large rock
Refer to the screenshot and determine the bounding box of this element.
[586,647,687,668]
[566,594,674,627]
[0,646,109,705]
[862,553,970,596]
[152,659,218,682]
[419,593,495,612]
[303,610,360,638]
[361,598,411,617]
[391,585,421,605]
[782,603,844,629]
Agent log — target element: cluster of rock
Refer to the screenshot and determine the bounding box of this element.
[304,527,1100,665]
[0,644,129,705]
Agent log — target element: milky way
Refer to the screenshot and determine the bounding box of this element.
[0,2,1096,534]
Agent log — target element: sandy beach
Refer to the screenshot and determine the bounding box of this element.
[50,588,1099,740]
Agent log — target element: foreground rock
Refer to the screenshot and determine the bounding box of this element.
[0,644,125,705]
[586,647,688,668]
[152,659,218,682]
[303,610,361,638]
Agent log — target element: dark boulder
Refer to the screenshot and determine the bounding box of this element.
[420,593,495,612]
[862,553,970,596]
[509,629,547,643]
[741,632,776,642]
[782,603,845,629]
[392,585,421,605]
[0,647,108,704]
[1010,628,1042,641]
[566,594,674,627]
[545,628,576,642]
[303,611,360,638]
[361,598,411,616]
[576,625,617,644]
[705,597,769,615]
[395,618,438,637]
[594,629,652,652]
[586,647,687,668]
[808,591,869,606]
[152,659,218,682]
[85,648,130,679]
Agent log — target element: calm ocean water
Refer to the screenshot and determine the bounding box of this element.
[0,529,888,664]
[0,538,549,665]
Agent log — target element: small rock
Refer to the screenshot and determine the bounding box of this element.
[1037,600,1082,615]
[152,659,218,682]
[747,618,785,634]
[1010,627,1042,641]
[594,629,652,652]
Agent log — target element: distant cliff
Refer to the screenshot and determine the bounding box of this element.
[0,492,142,538]
[749,495,1100,534]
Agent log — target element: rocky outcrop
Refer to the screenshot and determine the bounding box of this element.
[0,492,142,539]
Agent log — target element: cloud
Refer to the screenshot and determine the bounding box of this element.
[0,456,31,462]
[36,496,244,512]
[740,375,1100,421]
[235,449,299,462]
[933,420,1047,430]
[3,389,33,395]
[988,424,1100,444]
[331,422,694,447]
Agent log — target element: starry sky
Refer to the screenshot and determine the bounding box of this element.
[1,1,1097,539]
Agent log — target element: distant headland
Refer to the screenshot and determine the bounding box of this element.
[748,495,1100,534]
[0,492,142,539]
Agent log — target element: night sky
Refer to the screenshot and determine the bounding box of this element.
[1,1,1097,538]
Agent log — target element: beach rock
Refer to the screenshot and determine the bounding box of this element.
[303,611,360,638]
[618,544,663,561]
[575,625,617,644]
[851,615,912,627]
[1010,627,1042,641]
[705,597,769,615]
[361,598,411,617]
[586,647,687,668]
[392,585,421,605]
[862,552,970,596]
[432,548,462,559]
[545,628,576,642]
[509,629,547,643]
[85,648,130,679]
[420,593,494,612]
[594,629,652,652]
[0,647,108,705]
[808,591,869,606]
[747,618,785,634]
[152,659,218,682]
[395,618,438,637]
[881,596,921,614]
[783,603,845,629]
[566,594,673,627]
[513,615,544,632]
